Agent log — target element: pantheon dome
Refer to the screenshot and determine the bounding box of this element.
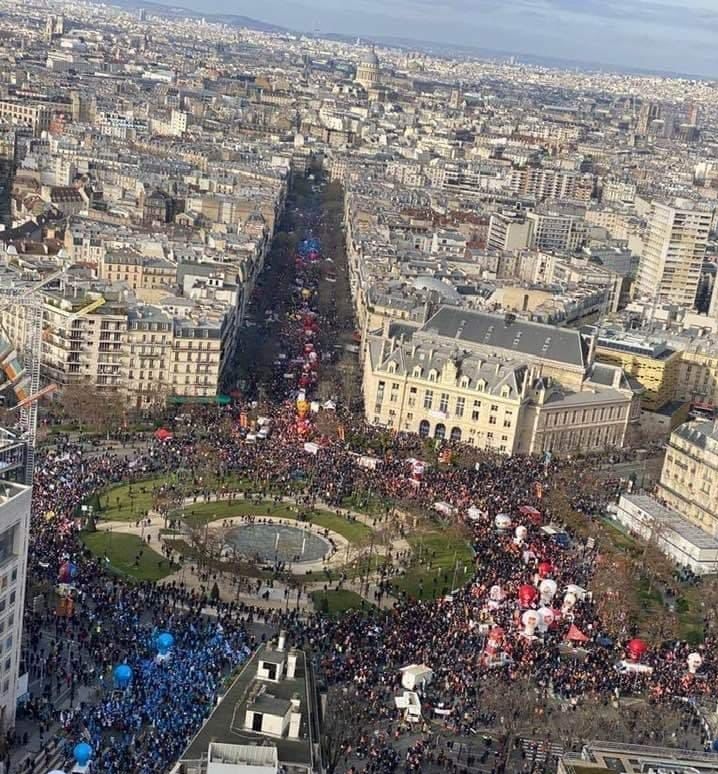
[355,49,380,89]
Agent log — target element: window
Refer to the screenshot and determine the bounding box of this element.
[490,404,498,412]
[450,427,462,442]
[419,420,430,438]
[455,397,465,417]
[472,401,481,421]
[489,415,497,425]
[408,387,417,407]
[376,381,385,403]
[428,369,438,383]
[434,423,446,440]
[390,383,399,402]
[0,528,15,565]
[424,390,434,409]
[439,393,449,413]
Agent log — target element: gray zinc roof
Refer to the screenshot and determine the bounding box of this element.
[421,306,586,368]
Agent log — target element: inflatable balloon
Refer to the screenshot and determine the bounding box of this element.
[489,584,505,602]
[113,663,133,688]
[521,609,540,637]
[566,583,586,600]
[518,584,538,608]
[626,638,648,662]
[58,561,78,584]
[537,561,552,578]
[73,742,92,767]
[539,578,558,605]
[157,632,174,656]
[482,626,505,664]
[561,591,577,615]
[687,652,703,674]
[514,525,527,545]
[494,513,512,531]
[537,606,554,632]
[47,770,66,774]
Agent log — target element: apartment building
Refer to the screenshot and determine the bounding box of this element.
[658,420,718,536]
[594,332,681,411]
[487,211,533,252]
[0,100,52,136]
[527,206,587,253]
[99,250,177,303]
[0,481,31,727]
[1,285,223,405]
[126,308,222,407]
[634,199,712,308]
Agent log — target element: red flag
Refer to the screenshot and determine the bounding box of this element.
[566,624,589,643]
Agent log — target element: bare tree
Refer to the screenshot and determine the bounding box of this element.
[320,685,370,774]
[60,381,126,434]
[475,675,542,773]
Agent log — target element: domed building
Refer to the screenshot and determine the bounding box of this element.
[355,49,380,90]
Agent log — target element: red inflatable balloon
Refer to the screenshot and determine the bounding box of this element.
[518,584,538,608]
[626,638,648,662]
[538,562,553,578]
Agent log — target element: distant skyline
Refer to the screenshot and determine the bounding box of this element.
[148,0,717,78]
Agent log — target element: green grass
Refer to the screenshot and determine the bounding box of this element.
[98,476,172,521]
[179,500,372,543]
[82,531,175,582]
[310,589,370,615]
[391,532,474,600]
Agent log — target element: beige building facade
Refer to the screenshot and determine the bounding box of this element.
[658,420,718,536]
[363,308,637,457]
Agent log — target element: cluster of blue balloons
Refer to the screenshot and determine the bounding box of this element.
[63,632,177,772]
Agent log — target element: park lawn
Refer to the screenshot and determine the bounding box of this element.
[310,589,370,616]
[82,531,174,582]
[96,473,254,522]
[180,500,372,543]
[98,476,172,521]
[391,531,474,600]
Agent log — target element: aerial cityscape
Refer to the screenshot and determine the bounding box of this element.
[0,1,717,773]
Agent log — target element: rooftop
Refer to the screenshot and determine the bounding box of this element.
[180,644,314,769]
[420,306,587,368]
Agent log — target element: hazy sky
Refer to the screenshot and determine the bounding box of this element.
[154,0,718,76]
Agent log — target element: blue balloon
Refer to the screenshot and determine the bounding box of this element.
[73,742,92,766]
[156,632,174,655]
[113,664,133,688]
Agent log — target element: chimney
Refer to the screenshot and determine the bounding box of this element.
[277,631,287,652]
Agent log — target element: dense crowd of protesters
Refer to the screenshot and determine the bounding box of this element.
[14,223,715,774]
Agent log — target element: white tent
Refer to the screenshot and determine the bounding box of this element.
[400,664,434,691]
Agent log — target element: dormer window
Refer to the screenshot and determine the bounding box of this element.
[413,366,422,379]
[428,369,438,383]
[501,386,511,398]
[460,376,470,389]
[387,362,396,374]
[477,379,486,392]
